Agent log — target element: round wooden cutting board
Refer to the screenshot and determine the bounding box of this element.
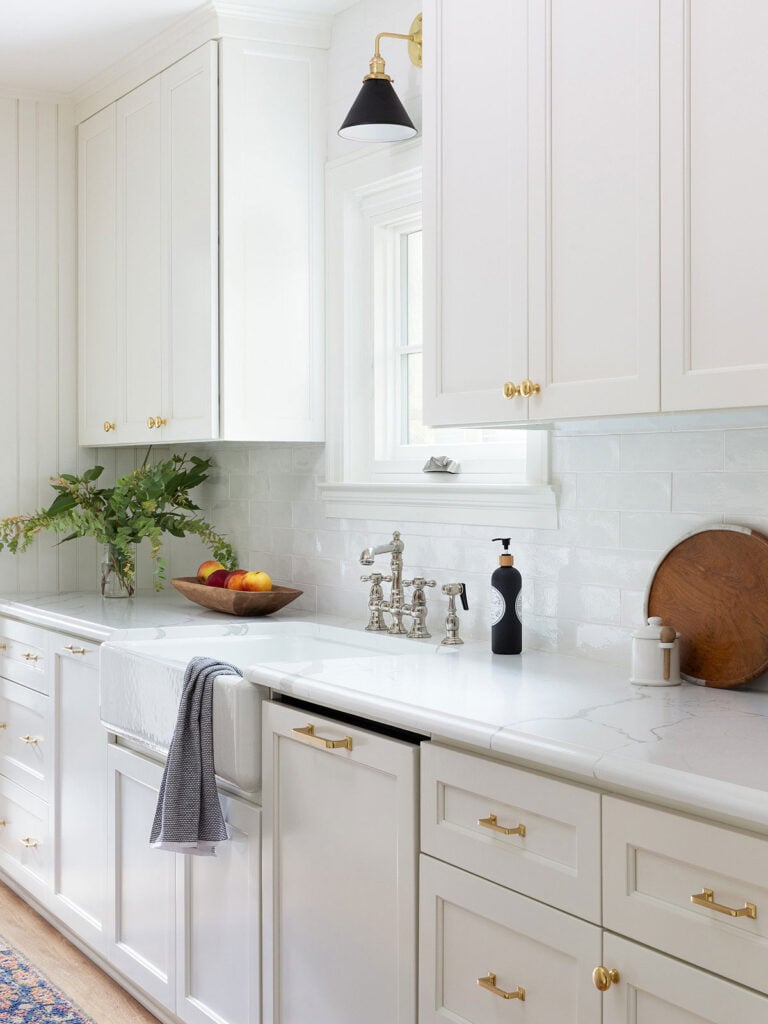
[646,525,768,688]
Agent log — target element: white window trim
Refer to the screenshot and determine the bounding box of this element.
[321,141,557,528]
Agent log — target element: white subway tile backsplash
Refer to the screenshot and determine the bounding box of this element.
[724,428,768,471]
[621,431,723,471]
[170,413,768,659]
[552,434,620,473]
[620,511,717,551]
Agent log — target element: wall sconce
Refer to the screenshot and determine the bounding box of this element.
[338,13,422,143]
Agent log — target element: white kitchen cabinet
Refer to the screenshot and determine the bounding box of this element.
[79,43,217,447]
[262,700,418,1024]
[107,743,176,1011]
[50,636,107,951]
[424,0,661,427]
[78,31,325,448]
[78,104,119,443]
[660,0,768,411]
[601,934,768,1024]
[176,792,261,1024]
[419,855,602,1023]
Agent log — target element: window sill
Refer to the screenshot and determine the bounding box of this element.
[318,481,558,528]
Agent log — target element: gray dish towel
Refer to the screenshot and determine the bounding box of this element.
[150,656,242,856]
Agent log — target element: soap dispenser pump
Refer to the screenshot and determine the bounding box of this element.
[491,538,522,655]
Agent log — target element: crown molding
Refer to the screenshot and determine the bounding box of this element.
[71,0,331,125]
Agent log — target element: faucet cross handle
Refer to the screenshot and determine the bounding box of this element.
[360,572,392,584]
[403,577,436,590]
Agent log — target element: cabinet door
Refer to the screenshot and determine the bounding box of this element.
[262,700,418,1024]
[78,105,119,445]
[527,0,661,420]
[601,934,768,1024]
[51,639,107,950]
[219,37,324,442]
[107,744,176,1012]
[160,41,218,443]
[661,2,768,410]
[423,0,530,427]
[176,794,261,1024]
[419,855,602,1023]
[116,75,164,445]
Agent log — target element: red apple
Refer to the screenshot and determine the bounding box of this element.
[225,570,249,591]
[197,559,225,583]
[241,571,272,593]
[205,569,230,588]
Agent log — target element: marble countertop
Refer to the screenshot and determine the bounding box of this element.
[2,591,767,834]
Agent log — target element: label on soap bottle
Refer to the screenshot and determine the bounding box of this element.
[491,587,505,625]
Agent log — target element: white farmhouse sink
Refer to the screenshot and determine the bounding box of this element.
[100,622,410,794]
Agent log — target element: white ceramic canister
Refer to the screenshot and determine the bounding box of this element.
[630,616,681,686]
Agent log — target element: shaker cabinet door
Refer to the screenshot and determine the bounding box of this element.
[527,0,661,420]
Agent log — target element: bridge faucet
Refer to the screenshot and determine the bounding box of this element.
[358,531,408,635]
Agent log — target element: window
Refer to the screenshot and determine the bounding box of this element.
[321,142,556,528]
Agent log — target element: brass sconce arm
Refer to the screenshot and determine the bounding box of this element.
[365,15,423,80]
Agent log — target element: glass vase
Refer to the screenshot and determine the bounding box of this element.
[100,544,136,599]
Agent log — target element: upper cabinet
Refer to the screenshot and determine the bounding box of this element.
[660,0,768,411]
[424,0,768,426]
[78,33,325,447]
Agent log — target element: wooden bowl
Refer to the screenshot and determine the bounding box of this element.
[171,577,303,617]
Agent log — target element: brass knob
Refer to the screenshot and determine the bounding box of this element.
[155,416,167,427]
[0,820,6,827]
[0,723,7,730]
[503,381,521,399]
[104,421,116,432]
[593,966,620,992]
[147,417,156,429]
[520,379,541,397]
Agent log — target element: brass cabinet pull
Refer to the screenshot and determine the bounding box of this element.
[148,416,168,429]
[690,887,757,920]
[292,724,353,751]
[147,417,156,429]
[478,813,526,838]
[22,652,40,663]
[103,421,116,432]
[0,643,7,651]
[503,381,521,399]
[0,820,6,827]
[593,966,620,992]
[19,735,39,745]
[477,972,525,1001]
[520,379,541,397]
[63,645,87,655]
[0,724,7,730]
[19,836,40,849]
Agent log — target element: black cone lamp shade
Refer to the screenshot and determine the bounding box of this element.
[339,77,417,142]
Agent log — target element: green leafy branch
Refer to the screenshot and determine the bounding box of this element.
[0,454,236,592]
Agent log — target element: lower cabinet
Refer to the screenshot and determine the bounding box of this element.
[602,934,768,1024]
[419,855,602,1023]
[107,743,261,1024]
[261,700,418,1024]
[50,637,107,950]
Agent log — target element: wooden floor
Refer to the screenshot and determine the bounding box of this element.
[0,881,159,1023]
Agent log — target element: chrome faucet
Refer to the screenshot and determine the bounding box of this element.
[358,531,408,635]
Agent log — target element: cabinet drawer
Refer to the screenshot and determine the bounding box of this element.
[421,744,601,922]
[0,776,49,886]
[603,796,768,995]
[0,619,48,693]
[419,855,601,1024]
[0,678,48,798]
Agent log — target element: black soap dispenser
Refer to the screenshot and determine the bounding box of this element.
[491,538,522,655]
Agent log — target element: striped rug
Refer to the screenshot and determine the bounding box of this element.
[0,937,94,1023]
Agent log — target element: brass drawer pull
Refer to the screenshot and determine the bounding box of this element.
[690,887,757,920]
[292,724,353,751]
[22,652,40,663]
[63,645,88,655]
[18,735,39,745]
[593,966,620,991]
[19,836,40,849]
[477,972,525,1001]
[478,813,526,838]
